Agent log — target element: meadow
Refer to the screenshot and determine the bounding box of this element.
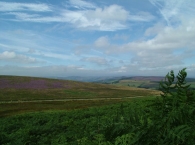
[0,68,195,144]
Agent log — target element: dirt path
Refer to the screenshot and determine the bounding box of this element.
[0,96,148,104]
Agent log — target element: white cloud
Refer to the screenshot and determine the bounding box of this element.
[128,11,155,22]
[42,52,77,61]
[149,0,195,26]
[3,4,129,31]
[1,1,155,31]
[113,34,129,41]
[122,20,195,51]
[74,5,155,31]
[131,50,185,68]
[0,51,42,64]
[91,18,195,69]
[86,5,129,22]
[116,66,127,73]
[188,64,195,71]
[0,30,80,64]
[69,0,96,9]
[144,22,165,36]
[61,5,129,31]
[5,12,65,22]
[0,51,16,59]
[94,36,121,54]
[81,57,109,65]
[0,43,12,48]
[8,12,40,19]
[95,36,110,48]
[0,2,52,12]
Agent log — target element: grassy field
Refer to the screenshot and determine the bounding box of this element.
[0,76,159,117]
[0,99,152,145]
[0,99,126,117]
[1,74,195,144]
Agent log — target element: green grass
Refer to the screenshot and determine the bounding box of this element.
[64,90,98,97]
[0,87,159,101]
[0,99,149,145]
[0,99,126,117]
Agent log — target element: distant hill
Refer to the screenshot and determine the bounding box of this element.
[94,76,163,83]
[127,76,164,81]
[94,76,195,90]
[49,76,117,82]
[1,75,194,91]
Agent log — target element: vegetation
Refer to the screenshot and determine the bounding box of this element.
[0,76,158,101]
[0,99,130,117]
[0,68,195,144]
[98,75,195,90]
[141,68,195,144]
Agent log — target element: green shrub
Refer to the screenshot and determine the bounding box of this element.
[139,68,195,145]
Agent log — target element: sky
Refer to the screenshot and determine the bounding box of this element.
[0,0,195,78]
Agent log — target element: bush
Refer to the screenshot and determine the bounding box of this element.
[140,68,195,145]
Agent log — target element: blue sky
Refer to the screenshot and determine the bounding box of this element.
[0,0,195,77]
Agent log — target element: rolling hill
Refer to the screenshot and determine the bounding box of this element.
[0,75,160,102]
[0,75,160,117]
[95,76,195,90]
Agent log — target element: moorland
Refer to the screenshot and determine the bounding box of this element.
[0,75,159,117]
[0,68,195,144]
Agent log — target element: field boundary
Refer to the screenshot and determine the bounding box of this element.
[0,96,150,104]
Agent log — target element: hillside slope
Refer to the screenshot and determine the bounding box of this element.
[0,75,159,102]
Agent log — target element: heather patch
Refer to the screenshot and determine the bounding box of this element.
[0,78,65,89]
[0,76,159,102]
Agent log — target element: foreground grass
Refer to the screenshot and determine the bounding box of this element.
[1,94,195,145]
[0,99,126,117]
[0,98,148,145]
[1,69,195,145]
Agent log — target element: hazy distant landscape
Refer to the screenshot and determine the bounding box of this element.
[95,76,195,90]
